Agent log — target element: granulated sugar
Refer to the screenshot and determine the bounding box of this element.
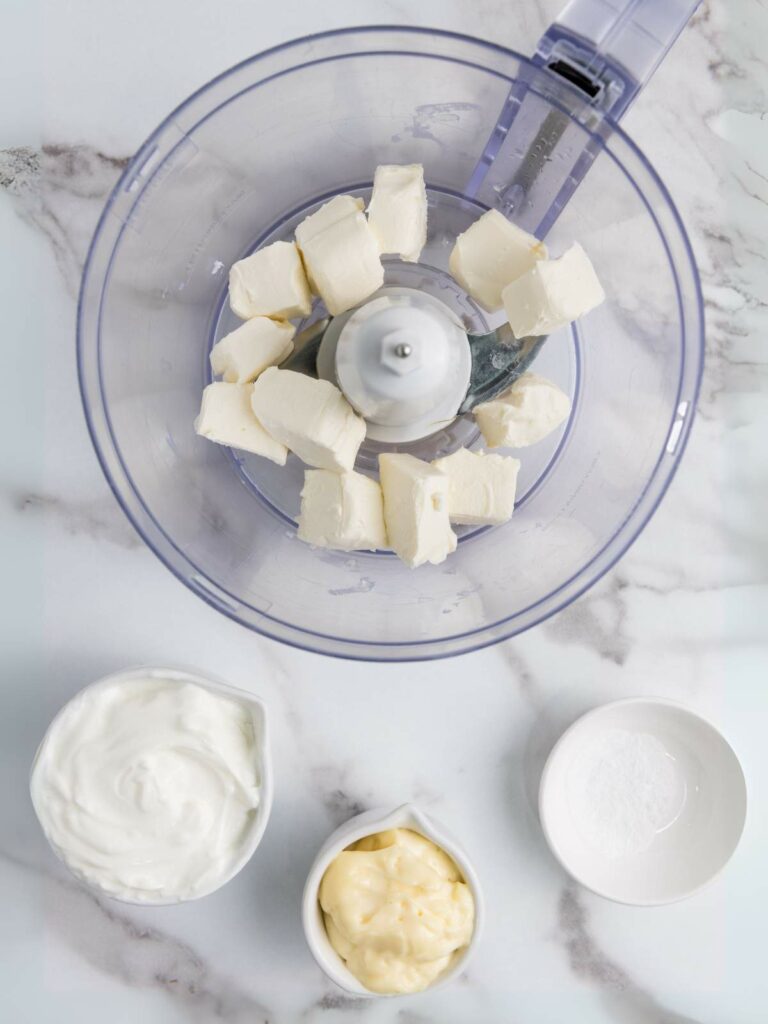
[567,728,687,858]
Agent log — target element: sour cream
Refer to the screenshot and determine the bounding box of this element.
[30,673,263,903]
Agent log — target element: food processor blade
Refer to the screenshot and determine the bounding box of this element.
[459,328,546,413]
[281,313,544,418]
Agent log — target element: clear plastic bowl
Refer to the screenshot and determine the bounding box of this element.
[77,27,703,661]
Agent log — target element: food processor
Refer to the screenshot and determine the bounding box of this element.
[77,0,704,660]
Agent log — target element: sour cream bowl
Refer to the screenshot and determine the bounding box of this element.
[30,666,273,905]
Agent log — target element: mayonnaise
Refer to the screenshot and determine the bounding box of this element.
[30,676,261,902]
[319,828,475,994]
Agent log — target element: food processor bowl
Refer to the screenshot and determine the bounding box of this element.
[77,27,703,660]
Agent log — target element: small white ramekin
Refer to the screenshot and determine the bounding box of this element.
[30,665,274,906]
[302,803,484,998]
[538,697,747,906]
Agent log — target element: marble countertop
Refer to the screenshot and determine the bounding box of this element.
[2,0,766,1020]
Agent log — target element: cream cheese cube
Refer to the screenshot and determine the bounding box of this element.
[298,211,384,316]
[474,372,571,449]
[229,240,312,320]
[250,367,365,471]
[502,242,605,338]
[295,195,365,248]
[297,469,387,552]
[449,209,547,312]
[295,194,366,293]
[195,382,288,464]
[432,447,520,526]
[210,317,295,383]
[379,454,457,568]
[367,164,427,263]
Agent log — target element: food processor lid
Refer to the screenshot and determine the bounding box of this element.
[332,288,472,443]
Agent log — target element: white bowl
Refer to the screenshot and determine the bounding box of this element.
[302,803,484,997]
[30,665,274,905]
[539,697,747,905]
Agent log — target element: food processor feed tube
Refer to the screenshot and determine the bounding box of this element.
[467,0,701,236]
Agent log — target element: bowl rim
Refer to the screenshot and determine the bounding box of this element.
[29,664,274,906]
[301,802,484,997]
[77,25,705,661]
[537,696,748,907]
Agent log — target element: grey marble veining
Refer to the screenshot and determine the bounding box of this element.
[1,849,273,1023]
[556,885,703,1024]
[0,144,126,297]
[10,489,142,550]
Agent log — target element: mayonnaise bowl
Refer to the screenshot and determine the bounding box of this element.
[30,666,273,906]
[302,804,484,998]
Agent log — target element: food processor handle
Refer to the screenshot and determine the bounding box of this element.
[547,0,700,108]
[466,0,701,237]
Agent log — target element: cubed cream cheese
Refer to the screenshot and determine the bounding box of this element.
[295,195,365,249]
[250,367,366,471]
[502,242,605,338]
[295,194,366,294]
[432,447,520,526]
[298,211,384,316]
[297,469,387,552]
[449,209,547,312]
[367,164,427,263]
[229,240,312,320]
[379,454,457,568]
[474,372,571,448]
[210,317,295,383]
[195,382,288,464]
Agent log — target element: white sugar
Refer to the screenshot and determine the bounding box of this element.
[567,728,687,859]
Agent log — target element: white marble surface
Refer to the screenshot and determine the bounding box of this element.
[2,0,767,1020]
